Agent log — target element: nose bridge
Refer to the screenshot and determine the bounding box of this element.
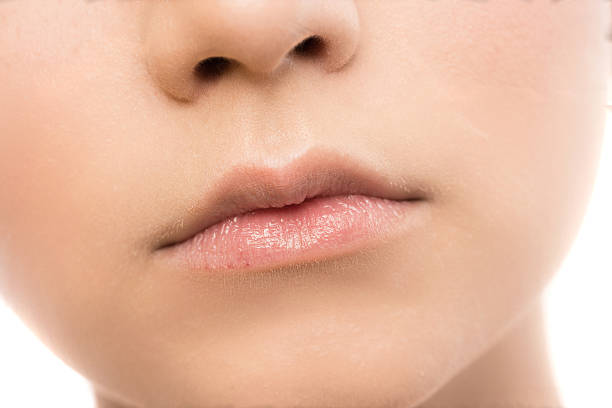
[144,0,360,102]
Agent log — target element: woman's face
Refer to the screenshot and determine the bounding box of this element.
[0,1,608,407]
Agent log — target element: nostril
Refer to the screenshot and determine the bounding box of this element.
[191,36,326,82]
[193,56,233,80]
[292,35,326,57]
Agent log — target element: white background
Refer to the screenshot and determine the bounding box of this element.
[1,116,611,408]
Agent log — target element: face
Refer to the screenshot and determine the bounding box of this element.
[0,1,608,407]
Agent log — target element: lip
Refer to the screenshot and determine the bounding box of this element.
[154,147,429,272]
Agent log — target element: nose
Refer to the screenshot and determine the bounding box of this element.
[144,0,361,102]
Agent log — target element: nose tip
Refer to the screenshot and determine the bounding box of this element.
[144,0,360,102]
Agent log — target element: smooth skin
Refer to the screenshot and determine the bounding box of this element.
[0,1,609,407]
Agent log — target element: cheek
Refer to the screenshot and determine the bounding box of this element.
[437,1,608,262]
[393,0,608,252]
[362,0,608,267]
[424,0,608,309]
[0,3,150,358]
[0,83,109,327]
[355,0,608,389]
[410,0,607,92]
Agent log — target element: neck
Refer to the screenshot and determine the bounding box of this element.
[419,300,563,407]
[95,300,563,408]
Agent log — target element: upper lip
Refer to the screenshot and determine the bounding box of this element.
[154,147,428,250]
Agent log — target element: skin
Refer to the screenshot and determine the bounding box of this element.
[0,1,609,407]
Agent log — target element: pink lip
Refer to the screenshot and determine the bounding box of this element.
[154,147,429,273]
[165,194,421,271]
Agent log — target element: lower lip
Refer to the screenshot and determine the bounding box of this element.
[160,194,424,272]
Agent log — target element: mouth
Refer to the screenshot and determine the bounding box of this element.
[154,147,429,273]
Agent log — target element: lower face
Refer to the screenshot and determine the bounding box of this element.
[0,1,608,407]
